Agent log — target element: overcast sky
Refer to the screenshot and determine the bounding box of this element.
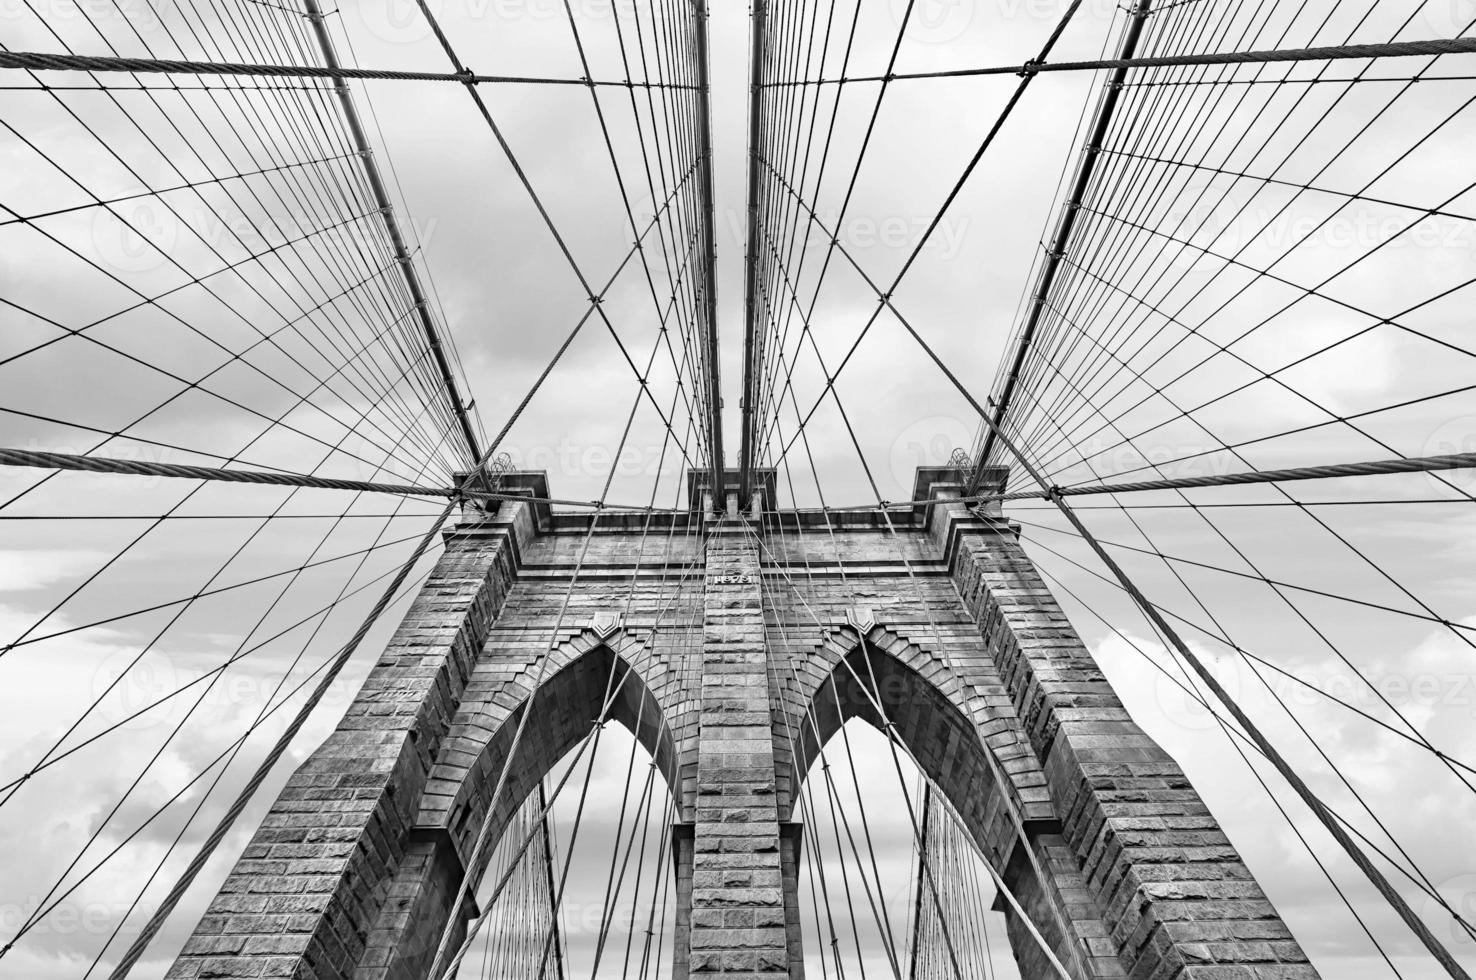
[1,0,1474,977]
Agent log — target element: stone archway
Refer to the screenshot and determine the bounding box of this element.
[357,628,681,980]
[776,623,1104,980]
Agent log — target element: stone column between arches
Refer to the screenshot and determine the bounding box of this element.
[677,519,805,977]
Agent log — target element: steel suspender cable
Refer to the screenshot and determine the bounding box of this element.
[92,159,689,968]
[970,410,1474,980]
[761,0,1088,472]
[303,0,482,466]
[906,784,931,980]
[99,498,457,980]
[975,0,1153,481]
[748,57,1476,952]
[407,0,698,471]
[693,0,726,506]
[737,0,768,508]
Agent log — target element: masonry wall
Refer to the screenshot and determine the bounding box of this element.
[169,474,1318,980]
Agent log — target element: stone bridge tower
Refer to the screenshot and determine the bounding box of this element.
[168,466,1318,980]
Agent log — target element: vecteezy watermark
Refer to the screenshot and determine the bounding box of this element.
[498,440,681,482]
[1423,873,1476,949]
[90,194,182,276]
[1154,652,1476,732]
[1423,417,1476,492]
[1160,179,1247,276]
[1027,438,1249,489]
[90,648,181,732]
[1153,652,1241,732]
[1160,181,1474,278]
[888,0,1139,43]
[1422,0,1476,38]
[0,897,141,940]
[889,0,976,44]
[1271,661,1476,717]
[351,0,445,45]
[89,191,440,276]
[804,208,972,263]
[351,0,637,46]
[89,647,358,732]
[0,440,179,486]
[707,206,971,262]
[0,0,164,32]
[888,415,975,495]
[884,422,1252,499]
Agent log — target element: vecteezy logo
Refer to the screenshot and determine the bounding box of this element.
[91,648,180,731]
[888,414,975,496]
[1422,417,1476,492]
[351,0,442,45]
[1158,179,1246,277]
[1152,651,1241,732]
[890,0,976,45]
[90,194,178,274]
[1421,0,1476,38]
[1422,873,1476,949]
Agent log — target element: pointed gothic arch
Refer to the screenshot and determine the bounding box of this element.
[774,621,1101,978]
[357,625,683,980]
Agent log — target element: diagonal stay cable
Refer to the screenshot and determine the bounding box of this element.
[0,550,445,798]
[0,567,439,965]
[1017,525,1476,931]
[1030,558,1421,973]
[764,0,1088,467]
[557,0,711,473]
[408,0,695,472]
[0,155,699,507]
[753,119,1476,966]
[5,411,452,953]
[972,402,1474,979]
[303,0,481,464]
[96,171,693,973]
[976,0,1152,473]
[741,0,926,495]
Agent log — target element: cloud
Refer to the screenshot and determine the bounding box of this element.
[2,0,1474,977]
